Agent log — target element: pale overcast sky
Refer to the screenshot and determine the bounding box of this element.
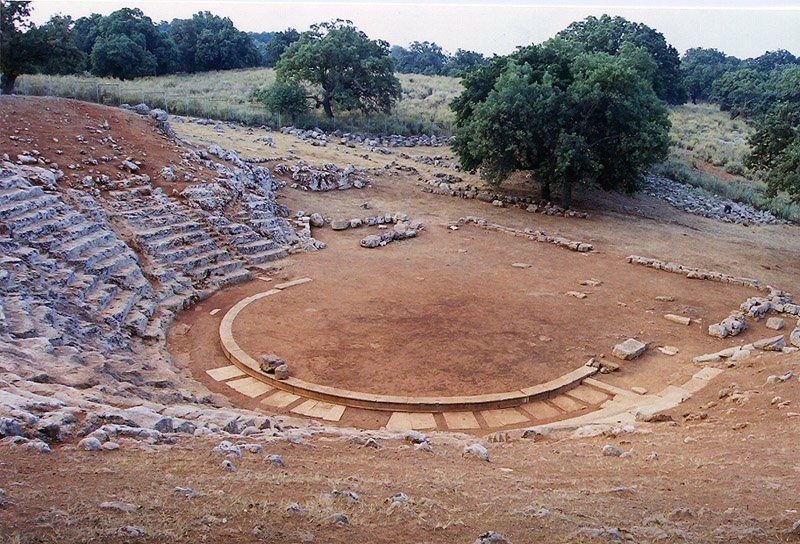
[27,1,800,58]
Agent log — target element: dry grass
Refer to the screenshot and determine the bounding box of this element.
[668,103,753,175]
[16,69,460,136]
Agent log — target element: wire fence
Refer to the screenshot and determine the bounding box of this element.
[14,75,455,137]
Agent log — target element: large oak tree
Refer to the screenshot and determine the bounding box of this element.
[275,20,400,118]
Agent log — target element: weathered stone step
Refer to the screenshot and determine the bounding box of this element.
[246,247,287,265]
[135,220,199,241]
[209,268,253,288]
[236,239,278,255]
[60,231,115,260]
[173,249,231,273]
[84,282,119,313]
[86,253,137,279]
[0,194,59,221]
[5,205,60,231]
[160,239,219,264]
[0,185,44,207]
[103,290,142,327]
[14,212,86,241]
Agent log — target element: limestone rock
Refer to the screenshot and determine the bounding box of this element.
[309,213,324,227]
[753,335,786,351]
[766,317,785,330]
[331,219,350,230]
[274,364,289,380]
[791,327,800,348]
[259,354,285,373]
[474,532,510,544]
[360,235,382,248]
[602,444,622,457]
[463,443,489,462]
[664,314,691,325]
[612,339,646,361]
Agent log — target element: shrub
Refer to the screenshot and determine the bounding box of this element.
[252,81,308,118]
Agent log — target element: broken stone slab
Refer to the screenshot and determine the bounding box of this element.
[753,335,787,351]
[692,353,722,364]
[566,291,588,299]
[612,339,647,361]
[664,314,691,325]
[579,278,602,287]
[708,313,747,338]
[765,317,785,330]
[331,219,350,231]
[791,327,800,348]
[657,346,679,356]
[511,263,531,269]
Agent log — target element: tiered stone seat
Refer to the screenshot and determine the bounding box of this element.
[107,182,252,291]
[0,170,158,340]
[202,214,288,266]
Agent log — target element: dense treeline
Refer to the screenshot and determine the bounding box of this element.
[390,42,489,77]
[0,1,299,91]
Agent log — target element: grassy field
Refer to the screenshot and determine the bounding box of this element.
[669,103,753,175]
[16,69,460,135]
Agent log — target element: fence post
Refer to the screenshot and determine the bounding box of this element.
[163,91,168,112]
[95,84,100,103]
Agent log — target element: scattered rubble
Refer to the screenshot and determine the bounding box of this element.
[643,175,787,226]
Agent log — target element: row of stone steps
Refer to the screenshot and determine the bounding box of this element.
[0,172,158,340]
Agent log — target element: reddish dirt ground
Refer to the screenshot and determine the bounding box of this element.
[228,226,756,397]
[0,96,217,194]
[2,347,800,543]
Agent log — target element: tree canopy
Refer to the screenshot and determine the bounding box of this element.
[251,29,301,67]
[89,8,178,79]
[391,41,449,75]
[681,47,741,104]
[275,20,401,118]
[451,38,670,207]
[557,15,686,104]
[168,12,260,73]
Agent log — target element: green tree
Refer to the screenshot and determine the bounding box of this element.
[711,69,769,118]
[169,12,259,73]
[391,41,448,75]
[746,49,799,72]
[252,81,309,119]
[31,15,86,75]
[275,20,400,118]
[744,68,800,201]
[747,104,800,201]
[442,49,488,77]
[681,47,741,104]
[451,39,670,208]
[252,28,300,67]
[1,0,42,93]
[557,14,686,104]
[89,8,178,79]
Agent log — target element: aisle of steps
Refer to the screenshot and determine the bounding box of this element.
[192,210,288,268]
[105,181,253,294]
[0,171,158,339]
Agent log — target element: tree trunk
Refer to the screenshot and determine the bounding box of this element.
[322,95,333,118]
[1,73,18,95]
[561,180,573,209]
[541,180,551,202]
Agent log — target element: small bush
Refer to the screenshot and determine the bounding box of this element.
[251,81,309,118]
